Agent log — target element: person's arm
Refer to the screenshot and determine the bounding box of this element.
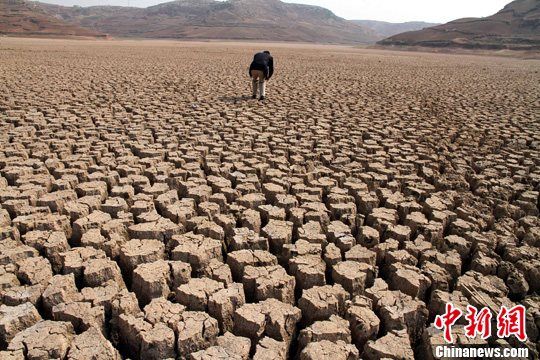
[267,57,274,80]
[249,63,253,77]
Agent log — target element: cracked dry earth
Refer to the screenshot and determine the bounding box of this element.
[0,37,539,360]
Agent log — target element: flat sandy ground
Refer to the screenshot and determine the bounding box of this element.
[0,37,539,359]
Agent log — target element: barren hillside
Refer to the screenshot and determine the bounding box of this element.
[351,20,438,39]
[0,0,105,37]
[379,0,540,50]
[37,0,378,43]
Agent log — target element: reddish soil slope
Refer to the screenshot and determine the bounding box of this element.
[0,0,105,37]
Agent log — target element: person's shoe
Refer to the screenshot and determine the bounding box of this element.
[259,96,265,101]
[251,95,257,99]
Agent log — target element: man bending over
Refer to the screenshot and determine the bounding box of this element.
[249,50,274,101]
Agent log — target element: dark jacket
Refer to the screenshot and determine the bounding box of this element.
[249,52,274,80]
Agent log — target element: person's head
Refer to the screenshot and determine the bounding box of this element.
[263,50,271,55]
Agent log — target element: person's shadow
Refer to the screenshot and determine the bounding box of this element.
[218,95,250,103]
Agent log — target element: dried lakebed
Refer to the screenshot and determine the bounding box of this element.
[0,38,539,359]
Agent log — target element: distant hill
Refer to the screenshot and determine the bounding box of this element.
[35,0,378,43]
[378,0,540,50]
[352,20,439,40]
[0,0,105,37]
